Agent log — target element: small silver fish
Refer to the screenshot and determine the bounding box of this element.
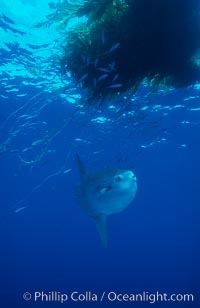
[31,139,43,146]
[86,57,90,66]
[81,54,86,63]
[107,83,123,89]
[109,42,120,53]
[93,78,97,89]
[94,58,99,68]
[63,168,72,174]
[15,206,28,213]
[97,68,111,73]
[108,61,115,71]
[78,73,88,83]
[101,30,105,45]
[97,74,109,82]
[112,74,119,83]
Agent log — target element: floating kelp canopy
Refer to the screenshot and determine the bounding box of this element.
[57,0,200,104]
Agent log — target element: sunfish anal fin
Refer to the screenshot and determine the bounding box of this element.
[93,215,108,248]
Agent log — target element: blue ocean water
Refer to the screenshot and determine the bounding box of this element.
[0,1,200,307]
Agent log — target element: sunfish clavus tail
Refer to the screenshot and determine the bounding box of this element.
[76,154,137,247]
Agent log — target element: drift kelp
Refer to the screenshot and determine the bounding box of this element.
[57,0,200,104]
[60,0,128,104]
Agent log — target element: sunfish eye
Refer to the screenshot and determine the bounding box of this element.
[117,175,122,181]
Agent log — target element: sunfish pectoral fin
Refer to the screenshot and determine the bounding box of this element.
[93,214,108,248]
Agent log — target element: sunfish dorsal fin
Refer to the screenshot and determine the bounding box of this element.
[76,153,87,182]
[93,215,108,248]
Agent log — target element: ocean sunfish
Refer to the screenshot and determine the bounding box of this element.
[76,154,137,247]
